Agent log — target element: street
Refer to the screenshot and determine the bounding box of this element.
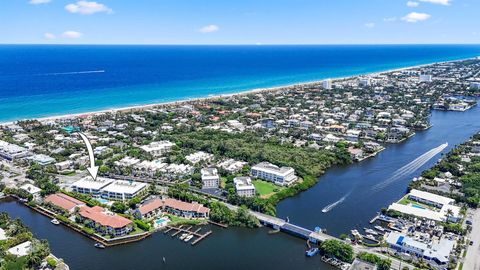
[463,208,480,270]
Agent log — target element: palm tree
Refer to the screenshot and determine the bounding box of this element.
[446,209,454,223]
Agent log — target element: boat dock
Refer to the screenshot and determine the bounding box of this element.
[165,225,212,246]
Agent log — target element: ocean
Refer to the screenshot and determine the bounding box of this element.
[1,44,480,122]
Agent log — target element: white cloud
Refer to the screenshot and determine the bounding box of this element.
[402,12,431,23]
[364,22,375,28]
[44,33,56,39]
[62,31,83,38]
[29,0,51,4]
[419,0,451,5]
[199,24,219,33]
[65,1,112,15]
[407,1,420,7]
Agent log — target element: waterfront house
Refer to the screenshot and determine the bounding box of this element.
[0,140,30,161]
[20,183,42,201]
[44,193,85,214]
[78,206,133,237]
[251,162,297,186]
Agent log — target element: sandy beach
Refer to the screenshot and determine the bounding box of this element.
[0,57,471,126]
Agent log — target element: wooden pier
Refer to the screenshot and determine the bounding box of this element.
[165,225,212,246]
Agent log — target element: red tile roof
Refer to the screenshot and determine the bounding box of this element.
[44,193,85,212]
[138,198,163,216]
[79,206,132,229]
[164,198,210,214]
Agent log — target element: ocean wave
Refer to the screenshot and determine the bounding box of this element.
[36,70,105,76]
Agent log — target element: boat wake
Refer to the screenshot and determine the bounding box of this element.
[37,70,105,76]
[322,192,351,213]
[372,142,448,191]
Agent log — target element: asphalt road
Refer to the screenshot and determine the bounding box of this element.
[463,208,480,270]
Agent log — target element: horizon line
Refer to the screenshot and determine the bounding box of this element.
[1,43,480,46]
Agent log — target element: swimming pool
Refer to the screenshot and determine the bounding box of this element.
[411,203,426,209]
[96,198,109,204]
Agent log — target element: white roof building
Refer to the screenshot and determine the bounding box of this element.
[201,167,220,189]
[386,232,454,264]
[251,162,297,186]
[20,184,42,196]
[388,189,461,222]
[140,141,175,157]
[7,241,32,257]
[101,180,148,201]
[234,176,256,197]
[0,228,7,241]
[71,177,114,197]
[0,140,30,161]
[186,151,214,164]
[27,154,55,166]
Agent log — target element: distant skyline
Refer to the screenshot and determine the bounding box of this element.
[1,0,480,44]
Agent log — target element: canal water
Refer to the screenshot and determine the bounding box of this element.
[1,104,479,270]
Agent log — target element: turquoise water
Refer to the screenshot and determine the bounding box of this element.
[1,45,480,122]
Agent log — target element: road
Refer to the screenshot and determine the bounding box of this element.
[463,208,480,270]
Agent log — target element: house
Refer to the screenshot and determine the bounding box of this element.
[100,180,148,201]
[78,206,133,236]
[251,162,297,186]
[44,193,85,213]
[201,167,220,189]
[234,176,256,197]
[349,258,378,270]
[163,198,210,219]
[27,154,55,166]
[19,184,42,201]
[7,241,32,257]
[55,160,73,171]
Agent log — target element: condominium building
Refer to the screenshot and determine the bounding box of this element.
[0,140,30,161]
[140,141,175,157]
[251,162,297,186]
[100,180,148,201]
[234,176,256,197]
[70,177,114,198]
[201,167,220,189]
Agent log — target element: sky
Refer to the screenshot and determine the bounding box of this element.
[1,0,479,44]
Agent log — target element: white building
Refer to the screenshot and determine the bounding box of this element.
[386,232,455,265]
[388,189,461,222]
[201,167,220,189]
[20,184,42,201]
[359,78,371,87]
[419,74,433,82]
[251,162,297,186]
[140,141,175,157]
[71,177,114,198]
[234,176,256,197]
[186,151,214,164]
[322,79,332,90]
[0,140,30,161]
[55,160,73,171]
[27,154,55,166]
[7,241,32,257]
[100,180,148,201]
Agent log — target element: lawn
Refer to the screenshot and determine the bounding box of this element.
[397,196,435,210]
[252,180,282,198]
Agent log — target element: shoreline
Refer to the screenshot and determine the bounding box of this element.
[0,57,474,126]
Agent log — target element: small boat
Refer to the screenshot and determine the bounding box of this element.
[305,247,319,257]
[51,219,60,225]
[184,235,193,242]
[94,243,106,249]
[179,233,188,240]
[365,234,377,241]
[364,228,378,236]
[374,225,385,232]
[163,257,166,263]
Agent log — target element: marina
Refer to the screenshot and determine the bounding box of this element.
[164,225,213,246]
